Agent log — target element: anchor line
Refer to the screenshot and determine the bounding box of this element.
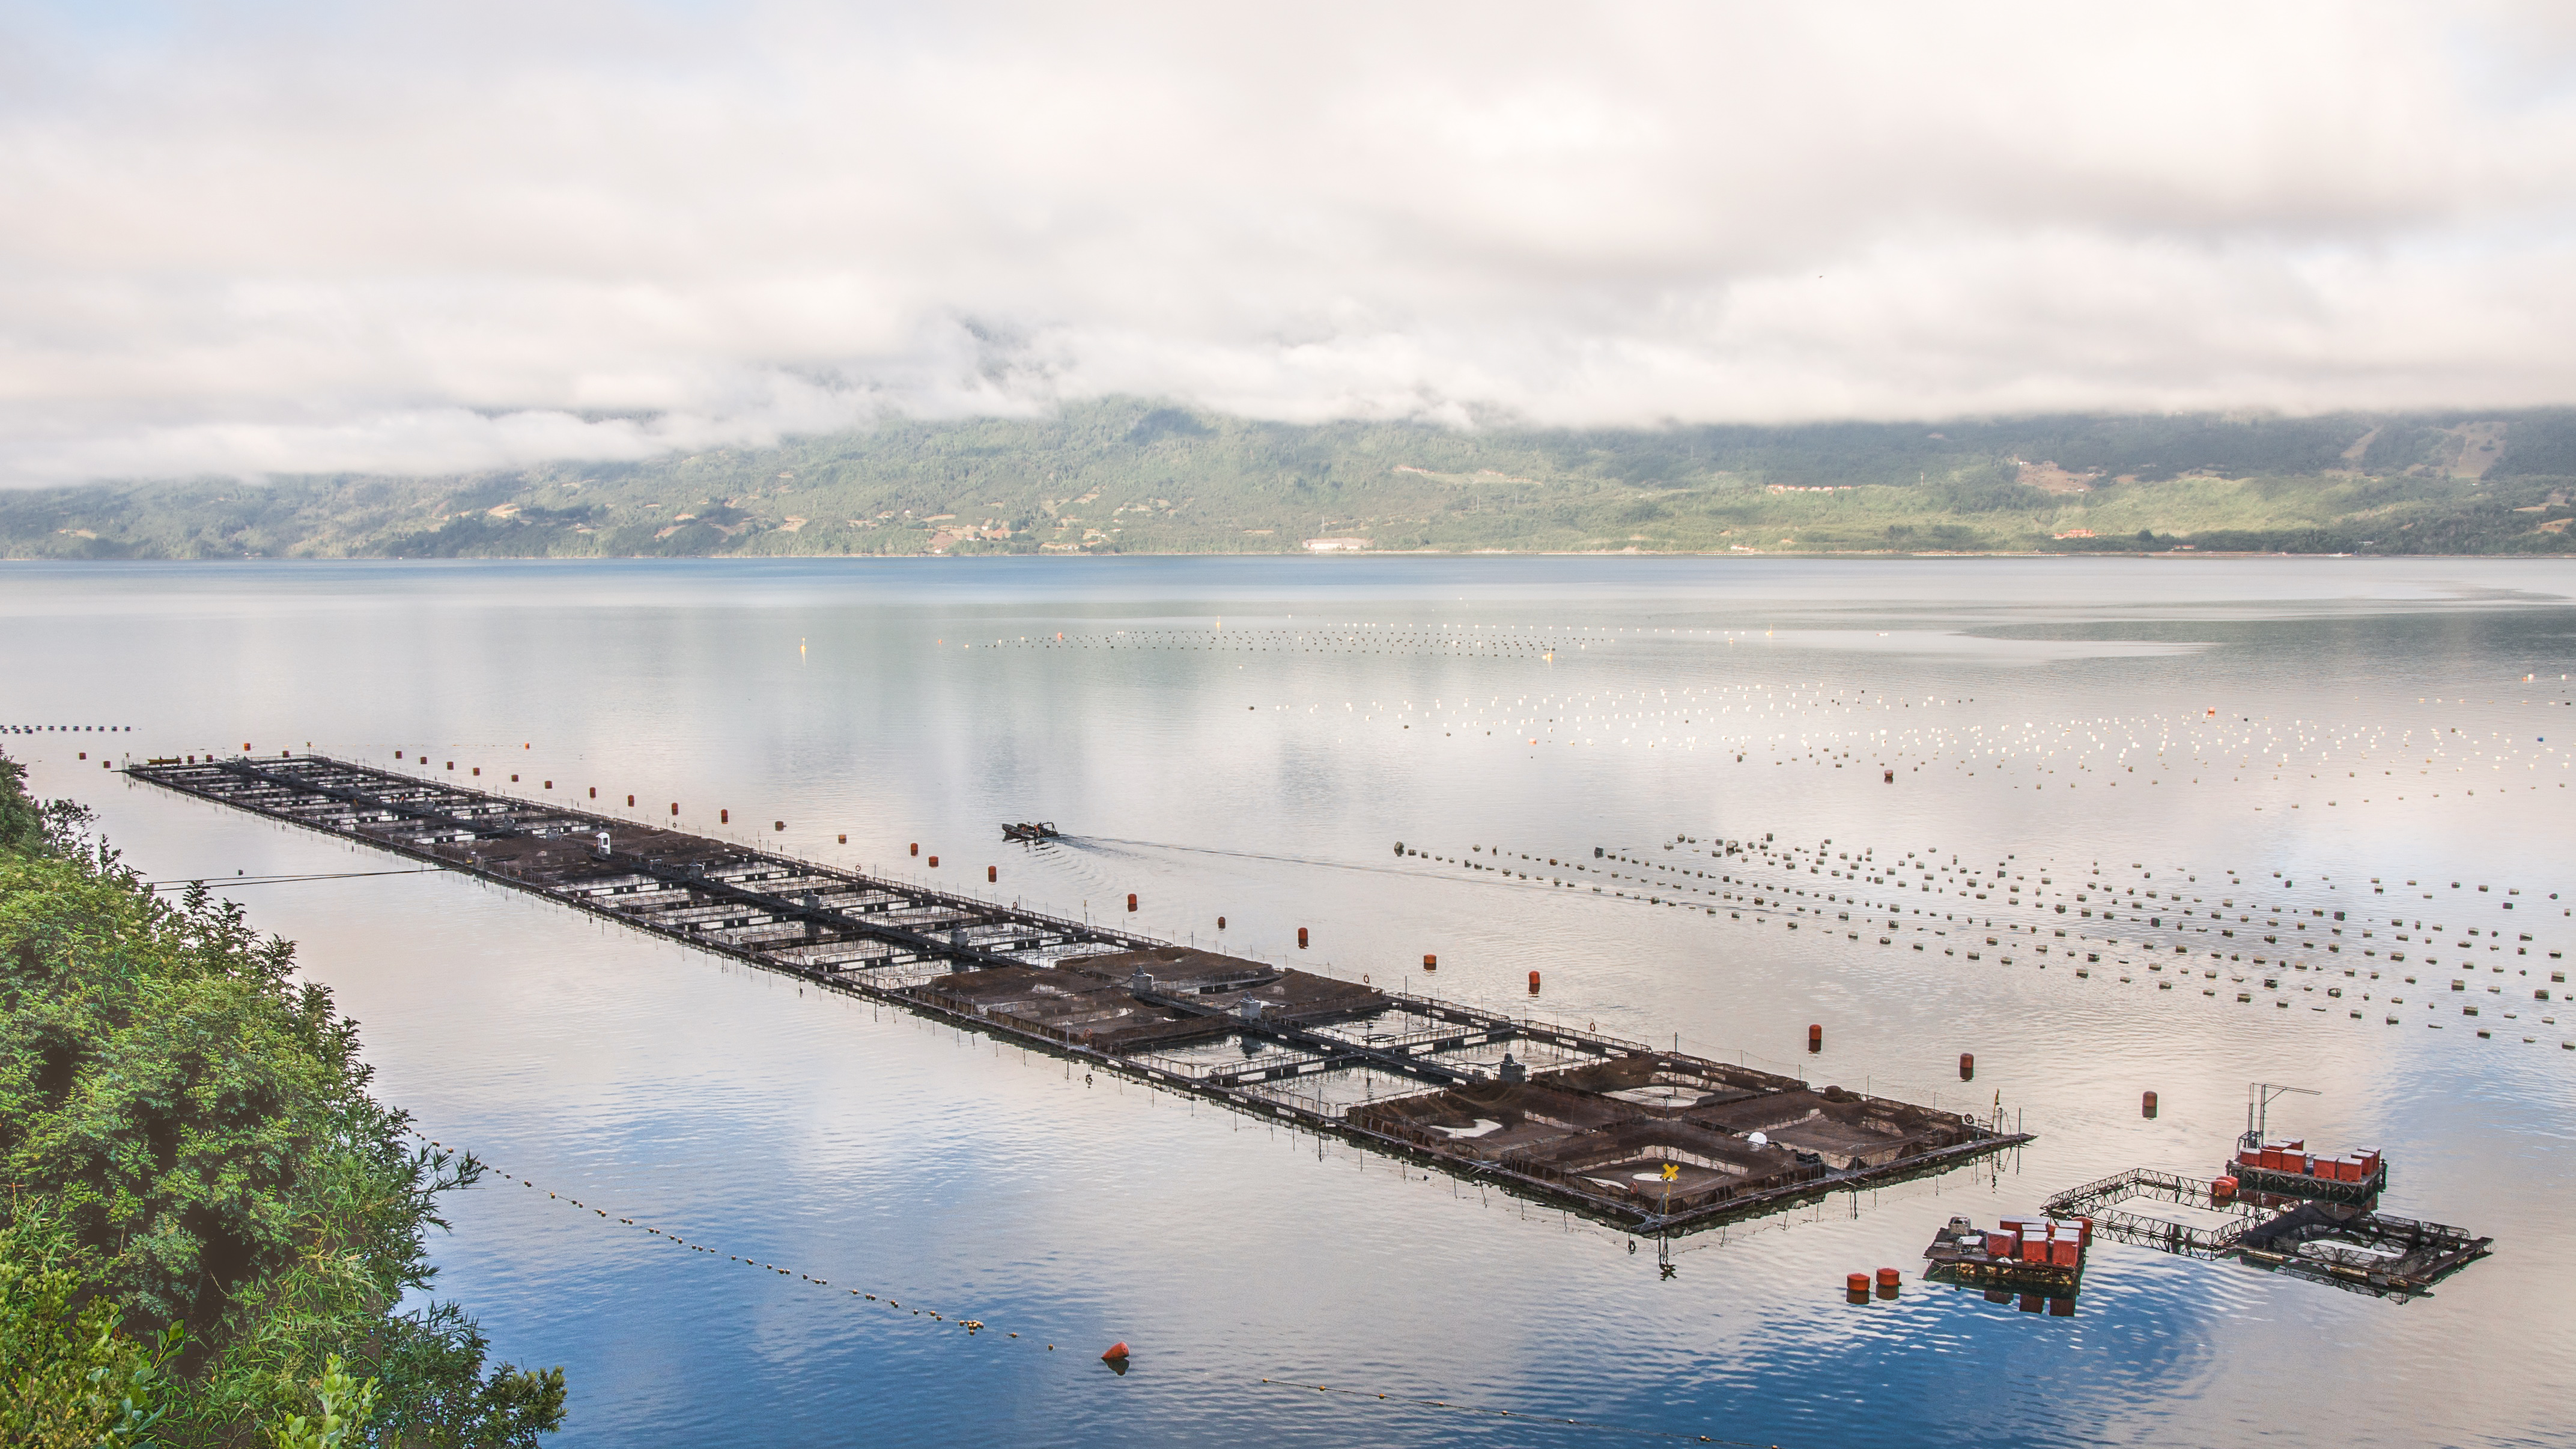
[403,1128,1027,1346]
[1256,1379,1783,1445]
[144,867,450,889]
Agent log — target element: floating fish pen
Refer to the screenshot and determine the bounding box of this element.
[127,755,2027,1232]
[2044,1168,2259,1257]
[2236,1204,2491,1295]
[2039,1162,2490,1298]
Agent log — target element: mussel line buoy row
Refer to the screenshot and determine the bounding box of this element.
[399,1128,1116,1355]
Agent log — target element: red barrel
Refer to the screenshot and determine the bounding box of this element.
[1959,1053,1975,1081]
[988,866,997,882]
[2142,1090,2158,1119]
[1297,927,1309,948]
[1808,1024,1823,1053]
[1845,1272,1869,1296]
[1126,893,1138,912]
[1528,970,1542,994]
[1876,1267,1901,1290]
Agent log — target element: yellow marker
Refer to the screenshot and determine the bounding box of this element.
[1661,1163,1680,1182]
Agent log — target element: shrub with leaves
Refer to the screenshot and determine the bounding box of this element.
[0,751,565,1445]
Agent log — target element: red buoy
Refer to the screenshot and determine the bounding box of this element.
[1808,1024,1823,1053]
[988,865,997,882]
[1126,893,1138,911]
[1528,970,1541,994]
[1297,927,1308,948]
[1845,1272,1869,1298]
[1101,1341,1130,1361]
[720,809,729,824]
[627,794,634,806]
[837,834,846,844]
[927,855,938,867]
[1959,1053,1975,1081]
[1423,953,1436,971]
[910,842,919,856]
[1217,916,1226,929]
[1876,1267,1901,1290]
[2142,1090,2158,1119]
[773,820,784,831]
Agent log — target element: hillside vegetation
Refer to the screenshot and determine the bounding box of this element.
[5,403,2575,559]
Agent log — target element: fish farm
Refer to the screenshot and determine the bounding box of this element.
[127,753,2028,1232]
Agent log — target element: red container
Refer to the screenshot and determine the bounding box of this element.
[2258,1149,2283,1171]
[2020,1240,2048,1263]
[2050,1241,2079,1268]
[1985,1233,2016,1258]
[2237,1149,2260,1167]
[2074,1217,2094,1246]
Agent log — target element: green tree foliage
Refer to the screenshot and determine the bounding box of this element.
[0,753,566,1445]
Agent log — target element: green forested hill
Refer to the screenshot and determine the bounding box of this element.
[5,401,2574,559]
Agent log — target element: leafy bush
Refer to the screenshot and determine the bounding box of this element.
[0,751,564,1445]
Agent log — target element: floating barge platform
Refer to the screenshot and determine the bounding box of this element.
[128,755,2027,1232]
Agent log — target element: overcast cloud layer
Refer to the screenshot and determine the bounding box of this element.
[5,1,2576,484]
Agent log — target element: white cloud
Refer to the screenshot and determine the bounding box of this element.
[3,0,2575,482]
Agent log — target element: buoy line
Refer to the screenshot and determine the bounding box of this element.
[143,866,449,890]
[1257,1379,1781,1445]
[404,1128,1048,1349]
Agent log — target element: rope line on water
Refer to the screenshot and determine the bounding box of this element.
[145,867,449,889]
[407,1129,1040,1346]
[1257,1379,1781,1445]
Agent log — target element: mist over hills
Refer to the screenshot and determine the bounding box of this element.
[5,401,2574,560]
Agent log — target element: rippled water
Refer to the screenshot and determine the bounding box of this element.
[5,556,2572,1447]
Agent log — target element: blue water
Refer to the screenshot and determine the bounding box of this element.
[5,556,2572,1447]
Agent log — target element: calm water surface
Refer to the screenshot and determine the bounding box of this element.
[4,557,2572,1447]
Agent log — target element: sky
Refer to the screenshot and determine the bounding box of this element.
[5,1,2576,485]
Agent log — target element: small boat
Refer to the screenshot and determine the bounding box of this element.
[1001,821,1061,841]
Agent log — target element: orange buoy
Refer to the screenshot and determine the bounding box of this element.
[1528,970,1541,994]
[1297,927,1308,948]
[1423,953,1436,971]
[1126,893,1138,911]
[988,866,997,882]
[910,842,919,856]
[1101,1341,1130,1361]
[1808,1024,1823,1053]
[1876,1267,1901,1290]
[721,809,729,823]
[927,855,938,867]
[2142,1090,2158,1119]
[1959,1053,1975,1081]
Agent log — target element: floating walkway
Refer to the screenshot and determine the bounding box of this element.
[129,755,2026,1232]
